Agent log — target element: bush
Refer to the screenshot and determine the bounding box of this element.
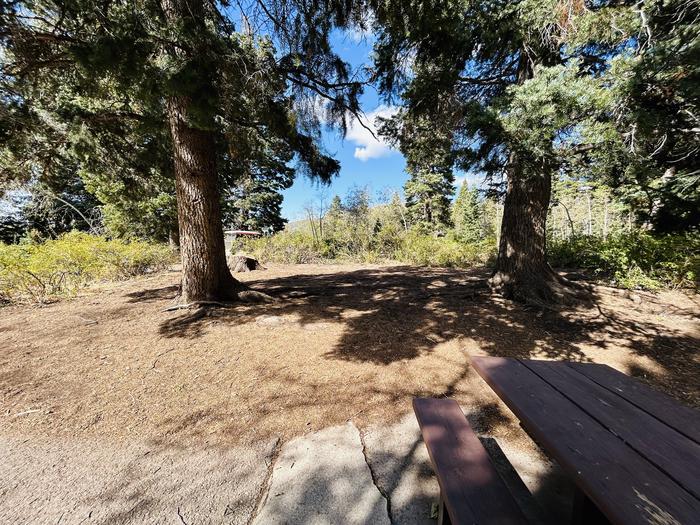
[548,232,700,290]
[398,232,496,268]
[245,227,697,291]
[0,231,176,304]
[244,231,322,264]
[244,229,497,268]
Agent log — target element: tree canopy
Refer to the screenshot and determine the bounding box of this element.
[0,0,372,301]
[0,0,696,304]
[367,0,699,303]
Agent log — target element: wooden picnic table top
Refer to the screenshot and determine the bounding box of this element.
[470,356,700,525]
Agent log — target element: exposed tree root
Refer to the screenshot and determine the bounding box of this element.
[489,265,592,310]
[237,289,275,303]
[166,283,276,311]
[163,301,228,312]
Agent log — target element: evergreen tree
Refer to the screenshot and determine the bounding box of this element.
[370,0,642,304]
[385,114,455,233]
[453,183,482,243]
[0,192,28,243]
[327,195,344,217]
[606,0,700,232]
[388,191,408,232]
[23,177,101,237]
[318,194,343,250]
[1,1,366,302]
[223,169,293,234]
[404,166,454,233]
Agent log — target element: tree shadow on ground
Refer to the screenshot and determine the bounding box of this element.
[156,265,699,403]
[125,284,179,303]
[159,266,588,360]
[147,265,697,523]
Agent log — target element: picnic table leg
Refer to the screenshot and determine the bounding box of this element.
[438,494,452,525]
[572,487,610,525]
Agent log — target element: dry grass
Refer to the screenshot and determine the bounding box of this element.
[1,263,698,449]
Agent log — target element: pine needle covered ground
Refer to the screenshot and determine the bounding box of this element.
[2,263,697,447]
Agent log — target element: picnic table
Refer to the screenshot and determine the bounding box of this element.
[470,357,700,525]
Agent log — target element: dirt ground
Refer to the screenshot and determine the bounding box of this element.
[2,263,698,445]
[1,263,698,523]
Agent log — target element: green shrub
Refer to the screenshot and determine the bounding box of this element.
[398,232,496,268]
[244,229,497,269]
[0,231,176,304]
[244,231,322,264]
[548,232,700,290]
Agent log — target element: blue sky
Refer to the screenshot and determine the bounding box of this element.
[281,29,480,221]
[281,32,407,220]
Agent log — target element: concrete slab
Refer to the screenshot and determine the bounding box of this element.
[0,435,277,525]
[253,422,391,525]
[361,413,440,525]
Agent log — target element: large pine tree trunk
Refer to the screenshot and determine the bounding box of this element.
[488,48,582,306]
[161,0,239,304]
[489,157,576,305]
[167,95,239,303]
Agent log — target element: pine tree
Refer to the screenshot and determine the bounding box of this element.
[385,113,455,234]
[453,183,482,243]
[606,0,700,232]
[404,167,454,233]
[1,1,366,302]
[371,0,643,304]
[223,169,293,234]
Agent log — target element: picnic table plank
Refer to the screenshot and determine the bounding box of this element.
[520,359,700,500]
[565,361,700,443]
[412,397,527,525]
[470,356,700,525]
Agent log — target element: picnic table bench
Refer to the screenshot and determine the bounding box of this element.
[413,397,527,524]
[414,357,700,525]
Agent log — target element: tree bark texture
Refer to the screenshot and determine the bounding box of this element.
[489,156,570,304]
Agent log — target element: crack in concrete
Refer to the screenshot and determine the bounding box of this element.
[356,424,394,525]
[246,436,281,525]
[176,506,189,525]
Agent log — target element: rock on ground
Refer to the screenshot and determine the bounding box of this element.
[253,422,391,525]
[0,435,278,525]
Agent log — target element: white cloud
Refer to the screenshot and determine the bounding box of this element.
[346,105,398,162]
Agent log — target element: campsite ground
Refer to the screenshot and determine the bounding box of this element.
[1,263,698,523]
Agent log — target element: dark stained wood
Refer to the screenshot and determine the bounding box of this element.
[565,361,700,443]
[520,359,700,500]
[470,356,700,525]
[412,398,527,525]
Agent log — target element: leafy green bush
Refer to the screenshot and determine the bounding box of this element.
[548,232,700,289]
[244,229,497,268]
[398,232,496,268]
[244,231,322,264]
[0,231,176,304]
[248,227,697,291]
